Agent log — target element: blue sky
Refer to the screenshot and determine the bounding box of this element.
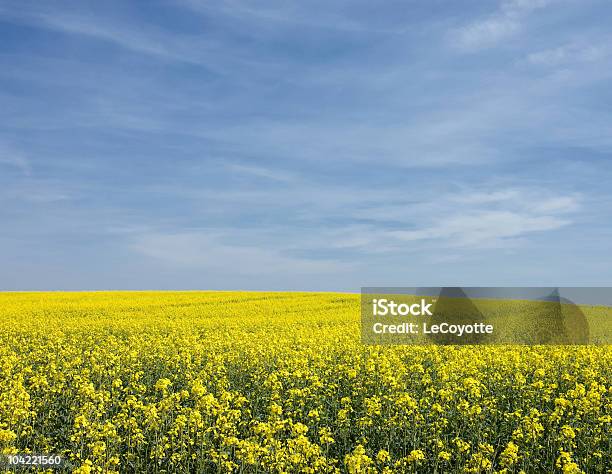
[1,0,611,291]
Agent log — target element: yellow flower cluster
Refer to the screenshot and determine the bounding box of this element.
[0,291,610,473]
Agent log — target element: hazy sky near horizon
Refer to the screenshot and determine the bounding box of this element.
[1,0,612,291]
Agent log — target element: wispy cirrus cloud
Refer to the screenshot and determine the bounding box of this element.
[0,142,31,175]
[128,181,581,257]
[131,231,351,275]
[179,0,413,34]
[527,41,611,66]
[453,0,557,51]
[1,0,611,289]
[389,211,569,247]
[0,1,274,77]
[0,4,178,59]
[226,163,296,183]
[345,188,579,249]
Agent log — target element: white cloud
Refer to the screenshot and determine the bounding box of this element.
[131,231,350,275]
[0,6,173,59]
[0,4,259,76]
[529,196,579,214]
[180,0,409,34]
[454,0,556,51]
[389,211,569,247]
[327,188,580,250]
[456,17,520,51]
[226,163,295,182]
[0,142,31,175]
[527,42,611,66]
[378,188,578,248]
[141,178,581,254]
[451,189,522,205]
[193,118,499,168]
[451,190,579,214]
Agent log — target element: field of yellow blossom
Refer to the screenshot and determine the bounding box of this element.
[0,291,610,473]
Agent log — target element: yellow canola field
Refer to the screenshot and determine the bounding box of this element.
[0,291,610,473]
